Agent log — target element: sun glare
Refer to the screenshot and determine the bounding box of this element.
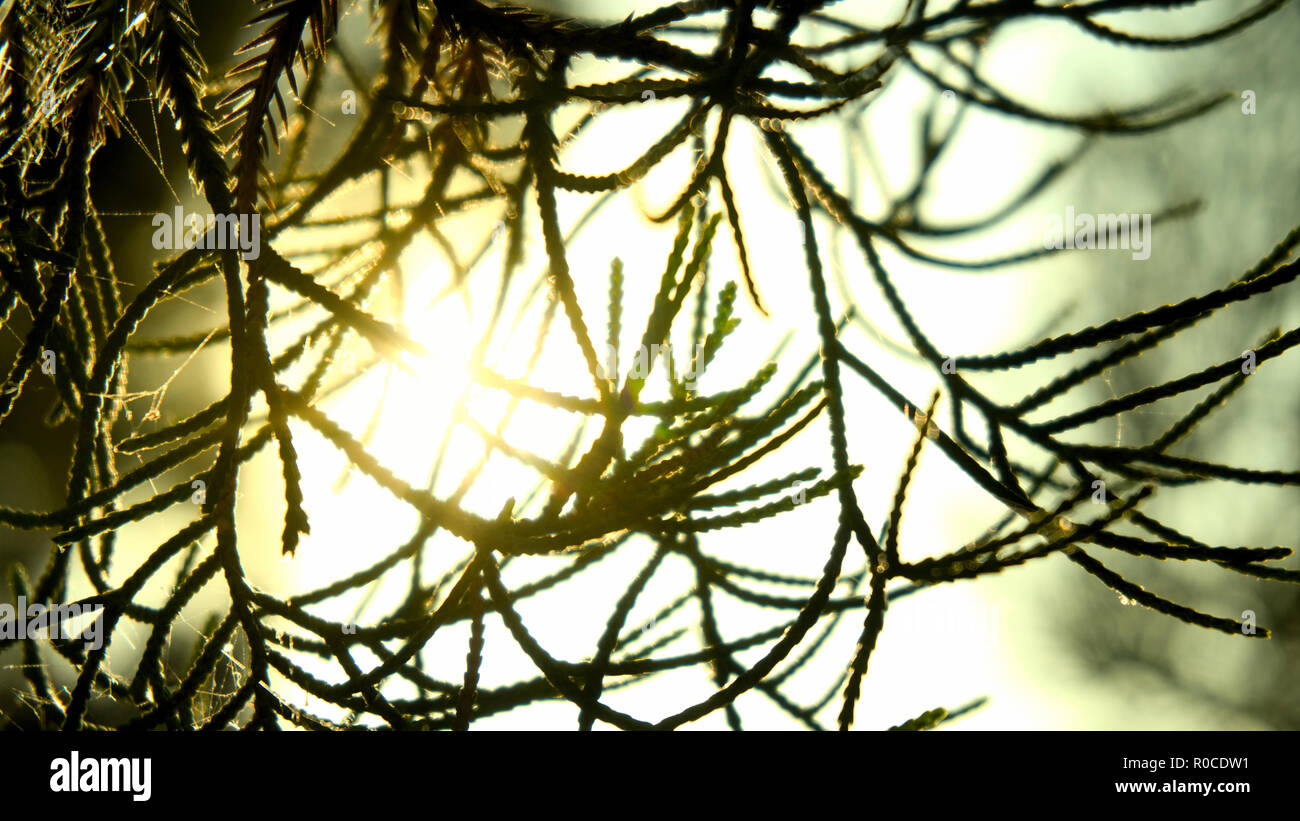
[230,10,1138,728]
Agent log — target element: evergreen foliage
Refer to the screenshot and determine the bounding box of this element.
[0,0,1295,730]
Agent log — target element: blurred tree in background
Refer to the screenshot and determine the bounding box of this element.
[1,0,1297,730]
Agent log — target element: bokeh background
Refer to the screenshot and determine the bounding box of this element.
[2,0,1298,729]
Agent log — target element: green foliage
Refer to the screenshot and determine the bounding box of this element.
[0,0,1297,731]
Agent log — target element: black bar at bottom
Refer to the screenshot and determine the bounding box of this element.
[0,730,1289,809]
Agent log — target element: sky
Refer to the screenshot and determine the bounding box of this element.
[3,0,1296,730]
